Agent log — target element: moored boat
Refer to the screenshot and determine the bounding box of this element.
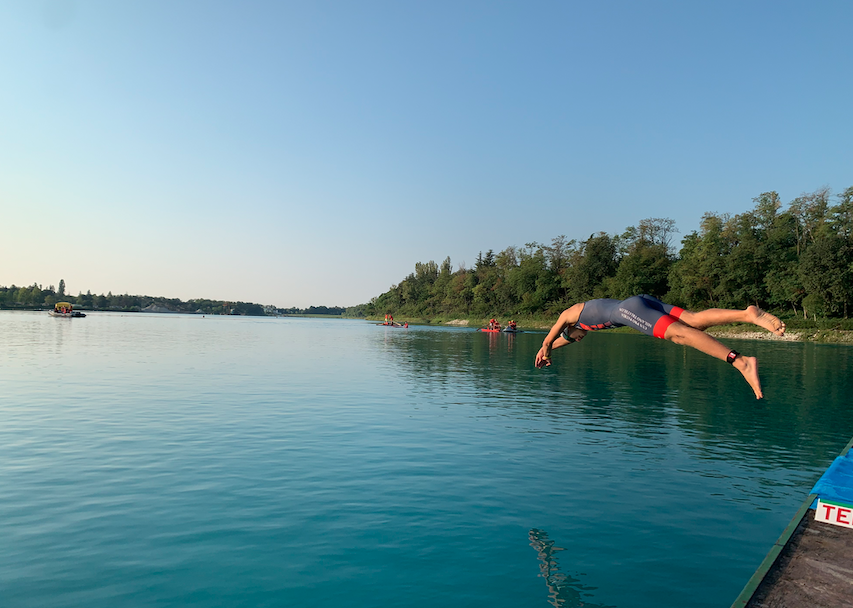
[49,302,86,318]
[479,318,503,332]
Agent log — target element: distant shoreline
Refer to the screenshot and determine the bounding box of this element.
[6,307,851,343]
[364,315,853,344]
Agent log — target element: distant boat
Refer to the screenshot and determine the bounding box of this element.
[48,302,86,318]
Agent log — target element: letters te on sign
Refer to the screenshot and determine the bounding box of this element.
[815,499,853,529]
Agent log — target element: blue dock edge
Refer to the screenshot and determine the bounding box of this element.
[729,435,853,608]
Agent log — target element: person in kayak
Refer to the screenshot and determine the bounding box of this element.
[534,294,786,399]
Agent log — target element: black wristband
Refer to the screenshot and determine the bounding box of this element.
[726,350,740,365]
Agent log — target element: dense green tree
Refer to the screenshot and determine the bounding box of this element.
[796,187,853,318]
[799,234,850,317]
[611,218,676,299]
[29,284,43,305]
[563,232,618,302]
[78,290,94,307]
[506,244,552,313]
[668,213,730,308]
[790,187,830,255]
[763,210,803,314]
[719,211,768,306]
[830,186,853,243]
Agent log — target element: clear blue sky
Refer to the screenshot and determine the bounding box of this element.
[2,1,851,307]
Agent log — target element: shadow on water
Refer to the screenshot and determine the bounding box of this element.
[529,528,615,608]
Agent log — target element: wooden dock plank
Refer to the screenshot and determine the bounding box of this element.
[746,510,853,608]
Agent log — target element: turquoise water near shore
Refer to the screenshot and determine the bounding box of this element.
[2,311,852,607]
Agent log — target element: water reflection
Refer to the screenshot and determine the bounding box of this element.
[375,326,853,473]
[4,314,851,608]
[529,528,614,608]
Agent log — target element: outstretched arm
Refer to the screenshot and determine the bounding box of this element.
[535,303,586,368]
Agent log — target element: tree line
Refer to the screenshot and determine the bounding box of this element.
[0,281,344,317]
[277,305,346,316]
[348,186,853,320]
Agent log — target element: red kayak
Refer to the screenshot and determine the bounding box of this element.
[477,328,501,332]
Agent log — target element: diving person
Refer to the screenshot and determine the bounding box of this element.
[534,295,786,400]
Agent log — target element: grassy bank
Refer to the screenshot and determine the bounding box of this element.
[361,314,853,343]
[708,317,853,343]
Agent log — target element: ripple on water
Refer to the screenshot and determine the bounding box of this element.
[1,313,851,608]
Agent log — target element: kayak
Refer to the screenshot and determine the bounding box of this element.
[477,328,501,333]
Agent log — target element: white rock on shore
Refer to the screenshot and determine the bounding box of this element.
[708,330,801,341]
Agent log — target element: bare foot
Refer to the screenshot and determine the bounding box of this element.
[733,355,763,399]
[747,306,786,336]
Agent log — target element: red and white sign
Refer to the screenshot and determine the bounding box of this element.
[815,499,853,529]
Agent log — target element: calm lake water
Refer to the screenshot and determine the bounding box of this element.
[2,311,852,608]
